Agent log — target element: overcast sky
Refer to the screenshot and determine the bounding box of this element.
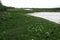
[1,0,60,8]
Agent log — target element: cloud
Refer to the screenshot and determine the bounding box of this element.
[1,0,60,8]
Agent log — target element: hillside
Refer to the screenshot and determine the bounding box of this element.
[0,9,60,40]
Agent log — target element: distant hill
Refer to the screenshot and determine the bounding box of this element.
[0,2,15,12]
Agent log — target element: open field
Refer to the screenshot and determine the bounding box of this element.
[0,9,60,40]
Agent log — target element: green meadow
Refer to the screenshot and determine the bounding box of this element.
[0,9,60,40]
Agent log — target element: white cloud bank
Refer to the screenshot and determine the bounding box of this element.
[1,0,60,8]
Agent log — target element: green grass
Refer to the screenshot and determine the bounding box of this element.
[0,9,60,40]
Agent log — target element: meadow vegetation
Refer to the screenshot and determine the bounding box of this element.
[0,8,60,40]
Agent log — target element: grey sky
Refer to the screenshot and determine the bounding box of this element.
[1,0,60,8]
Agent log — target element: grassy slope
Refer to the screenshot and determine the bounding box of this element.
[0,9,60,40]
